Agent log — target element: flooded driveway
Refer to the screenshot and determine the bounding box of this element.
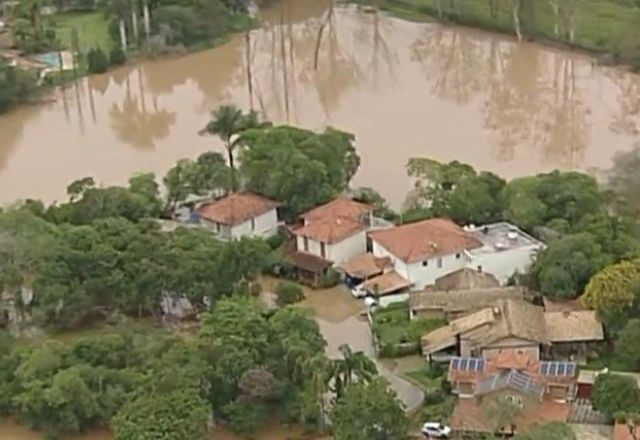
[1,0,639,207]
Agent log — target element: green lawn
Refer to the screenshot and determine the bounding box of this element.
[372,302,445,357]
[53,11,114,53]
[368,0,640,65]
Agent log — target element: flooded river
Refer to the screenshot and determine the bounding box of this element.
[1,0,639,207]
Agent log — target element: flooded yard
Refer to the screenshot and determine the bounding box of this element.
[1,0,639,207]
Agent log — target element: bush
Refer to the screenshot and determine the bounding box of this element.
[319,268,341,288]
[87,48,109,74]
[593,373,640,418]
[424,389,445,405]
[109,47,126,66]
[265,231,286,250]
[275,281,304,306]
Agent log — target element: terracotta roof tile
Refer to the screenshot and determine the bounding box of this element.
[197,192,279,226]
[340,253,393,279]
[369,218,482,263]
[451,398,570,433]
[301,197,372,222]
[288,251,332,273]
[293,217,364,244]
[361,270,412,295]
[544,310,604,342]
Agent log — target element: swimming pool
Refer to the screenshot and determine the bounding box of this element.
[31,52,62,68]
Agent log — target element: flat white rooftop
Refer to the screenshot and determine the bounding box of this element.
[465,222,544,254]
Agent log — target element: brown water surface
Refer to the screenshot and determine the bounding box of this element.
[1,0,639,207]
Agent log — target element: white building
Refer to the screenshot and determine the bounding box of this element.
[370,218,481,291]
[369,219,544,291]
[292,198,374,265]
[465,222,545,284]
[197,192,280,240]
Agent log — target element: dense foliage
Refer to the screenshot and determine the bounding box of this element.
[240,126,361,218]
[593,373,640,418]
[331,379,408,440]
[0,60,38,113]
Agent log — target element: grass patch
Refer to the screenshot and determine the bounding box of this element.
[372,301,445,357]
[358,0,640,64]
[52,11,114,53]
[584,348,635,372]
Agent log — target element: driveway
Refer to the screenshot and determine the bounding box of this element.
[314,310,424,413]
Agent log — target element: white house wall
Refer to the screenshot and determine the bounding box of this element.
[468,246,538,285]
[327,231,367,264]
[230,209,278,239]
[371,241,468,290]
[296,230,367,264]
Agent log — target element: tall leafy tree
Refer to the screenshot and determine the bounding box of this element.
[199,105,269,190]
[593,374,640,418]
[329,344,378,400]
[331,379,408,440]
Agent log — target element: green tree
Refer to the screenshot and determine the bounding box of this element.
[352,187,397,221]
[330,344,378,400]
[582,259,640,325]
[200,105,269,190]
[113,388,211,440]
[485,395,522,435]
[275,281,304,306]
[128,172,162,216]
[0,60,39,113]
[240,126,360,218]
[87,47,110,74]
[593,373,640,418]
[530,233,610,299]
[616,319,640,370]
[331,378,408,440]
[163,152,231,206]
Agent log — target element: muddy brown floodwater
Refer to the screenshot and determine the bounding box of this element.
[1,0,640,206]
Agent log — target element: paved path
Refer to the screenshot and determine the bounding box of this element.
[314,313,424,413]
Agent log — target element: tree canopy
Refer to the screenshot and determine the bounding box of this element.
[331,378,408,440]
[593,373,640,418]
[240,126,360,218]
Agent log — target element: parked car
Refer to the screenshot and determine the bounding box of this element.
[421,422,451,438]
[364,295,378,308]
[351,283,367,298]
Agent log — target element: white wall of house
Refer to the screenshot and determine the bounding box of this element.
[200,209,278,240]
[296,230,367,264]
[371,241,468,290]
[229,209,279,239]
[468,246,538,285]
[378,292,410,308]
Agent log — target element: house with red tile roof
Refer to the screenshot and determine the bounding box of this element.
[369,219,545,290]
[196,192,280,240]
[291,198,373,266]
[369,218,483,290]
[447,352,577,436]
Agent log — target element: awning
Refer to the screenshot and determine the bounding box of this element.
[421,325,457,355]
[288,251,332,273]
[340,253,392,279]
[361,270,412,295]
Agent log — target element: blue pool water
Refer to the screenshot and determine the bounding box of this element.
[31,52,62,68]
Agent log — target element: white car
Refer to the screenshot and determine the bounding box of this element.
[351,284,367,298]
[421,422,451,438]
[364,295,378,308]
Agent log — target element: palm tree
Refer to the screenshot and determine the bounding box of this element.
[199,105,269,191]
[329,344,378,400]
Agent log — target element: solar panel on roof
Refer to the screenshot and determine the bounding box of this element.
[549,362,558,376]
[566,363,575,376]
[557,363,566,376]
[459,358,468,371]
[451,358,460,370]
[477,359,485,371]
[540,362,548,375]
[468,358,476,371]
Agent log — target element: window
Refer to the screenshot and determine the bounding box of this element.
[437,258,443,268]
[422,260,428,267]
[505,394,524,408]
[303,236,309,251]
[455,253,461,259]
[250,217,255,231]
[320,242,327,258]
